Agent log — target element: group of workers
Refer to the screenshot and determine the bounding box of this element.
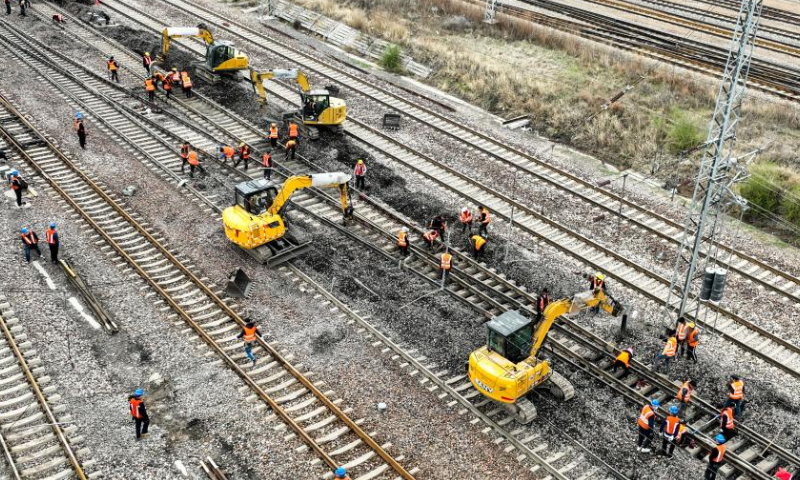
[19,223,60,263]
[634,374,751,479]
[7,0,28,16]
[653,316,701,374]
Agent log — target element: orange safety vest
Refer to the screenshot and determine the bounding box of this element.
[143,55,152,66]
[616,351,630,368]
[162,75,172,90]
[710,445,726,463]
[21,232,36,245]
[676,322,689,341]
[423,230,439,243]
[45,228,57,245]
[460,209,473,224]
[729,380,744,400]
[285,139,296,150]
[268,125,278,139]
[662,337,677,357]
[129,398,143,419]
[592,277,605,290]
[480,208,491,225]
[262,153,272,168]
[354,163,366,176]
[720,407,734,429]
[538,294,549,312]
[144,78,156,92]
[288,123,298,138]
[688,328,699,347]
[181,72,192,88]
[663,415,680,436]
[243,326,257,342]
[440,252,452,271]
[10,176,20,190]
[637,404,654,430]
[240,145,250,159]
[677,382,692,403]
[187,151,199,166]
[223,146,235,159]
[107,59,118,71]
[472,235,486,251]
[397,231,408,247]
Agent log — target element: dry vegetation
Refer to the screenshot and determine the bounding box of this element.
[289,0,800,232]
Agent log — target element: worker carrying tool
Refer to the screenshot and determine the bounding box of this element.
[235,143,250,170]
[675,317,689,356]
[237,319,263,367]
[660,405,681,458]
[397,226,409,256]
[353,159,366,190]
[536,288,550,321]
[636,398,659,453]
[180,70,193,98]
[460,207,473,234]
[422,229,439,251]
[187,150,204,178]
[612,347,633,373]
[107,56,120,83]
[477,205,491,237]
[725,375,745,418]
[45,222,59,264]
[20,227,41,263]
[704,434,727,480]
[128,388,150,440]
[142,52,153,74]
[268,122,279,148]
[676,379,695,415]
[654,335,677,374]
[439,249,452,284]
[686,322,699,363]
[221,144,235,163]
[333,467,350,480]
[262,151,273,180]
[470,234,486,259]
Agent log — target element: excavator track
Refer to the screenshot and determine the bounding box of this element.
[504,397,538,424]
[547,370,575,401]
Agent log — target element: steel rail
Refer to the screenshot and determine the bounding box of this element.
[0,91,415,480]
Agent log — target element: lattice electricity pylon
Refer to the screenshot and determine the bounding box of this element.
[484,0,498,24]
[662,0,763,325]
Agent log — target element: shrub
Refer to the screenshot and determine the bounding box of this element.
[666,109,703,154]
[782,185,800,225]
[380,45,404,73]
[739,162,785,218]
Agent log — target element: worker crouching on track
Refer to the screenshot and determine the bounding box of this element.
[470,234,487,259]
[237,319,263,367]
[422,229,440,251]
[636,398,658,453]
[285,138,297,161]
[676,378,695,416]
[128,388,150,440]
[612,347,633,374]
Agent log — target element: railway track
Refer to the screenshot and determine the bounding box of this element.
[8,12,799,478]
[0,297,96,480]
[0,88,417,480]
[24,0,800,396]
[96,0,800,326]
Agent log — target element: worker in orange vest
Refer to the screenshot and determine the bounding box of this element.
[724,375,745,418]
[262,151,273,180]
[285,138,297,160]
[222,144,235,164]
[660,405,681,458]
[422,229,439,251]
[676,378,695,415]
[353,159,367,190]
[187,150,204,178]
[20,227,41,263]
[536,288,550,321]
[705,435,727,480]
[675,316,689,356]
[439,249,452,284]
[288,121,299,144]
[144,75,156,103]
[636,398,659,452]
[107,56,120,83]
[237,319,263,366]
[235,143,250,170]
[654,335,677,374]
[142,52,153,74]
[612,347,633,373]
[45,222,59,264]
[8,170,25,207]
[397,226,409,256]
[180,142,190,172]
[334,467,350,480]
[470,234,486,259]
[686,322,699,363]
[180,70,193,98]
[160,71,173,99]
[477,205,491,237]
[718,403,736,441]
[459,207,473,234]
[128,388,150,440]
[268,122,279,148]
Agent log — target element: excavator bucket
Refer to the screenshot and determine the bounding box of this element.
[225,268,252,298]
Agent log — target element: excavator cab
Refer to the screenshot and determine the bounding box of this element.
[301,90,346,127]
[235,180,278,216]
[206,41,248,73]
[486,312,533,364]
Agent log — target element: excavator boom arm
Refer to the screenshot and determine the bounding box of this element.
[160,27,214,59]
[267,173,352,216]
[249,68,307,105]
[529,290,616,357]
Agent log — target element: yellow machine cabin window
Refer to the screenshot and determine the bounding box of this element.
[302,94,330,119]
[486,311,533,364]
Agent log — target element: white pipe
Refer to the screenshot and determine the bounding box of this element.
[311,172,351,187]
[165,27,201,37]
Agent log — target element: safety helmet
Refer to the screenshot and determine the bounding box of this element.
[669,406,678,415]
[597,273,605,280]
[625,347,633,354]
[134,388,144,397]
[715,434,726,443]
[49,222,56,228]
[75,112,82,119]
[145,52,150,56]
[334,467,346,479]
[401,226,409,233]
[10,170,18,176]
[172,67,178,72]
[650,399,660,407]
[357,159,364,165]
[239,142,245,147]
[109,56,114,60]
[21,227,28,234]
[271,122,276,127]
[461,207,468,212]
[687,322,696,328]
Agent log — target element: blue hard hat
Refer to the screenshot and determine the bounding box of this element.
[49,222,56,228]
[75,112,82,119]
[134,388,144,397]
[715,434,726,443]
[651,399,660,407]
[669,406,678,415]
[21,227,28,234]
[10,170,18,176]
[334,467,346,478]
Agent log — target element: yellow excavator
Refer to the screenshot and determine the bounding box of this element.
[468,288,623,424]
[157,26,249,82]
[222,173,353,265]
[249,68,347,135]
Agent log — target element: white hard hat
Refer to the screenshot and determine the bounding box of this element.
[401,226,409,232]
[461,207,468,212]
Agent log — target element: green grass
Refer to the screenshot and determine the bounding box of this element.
[379,45,404,73]
[740,162,784,216]
[665,109,704,154]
